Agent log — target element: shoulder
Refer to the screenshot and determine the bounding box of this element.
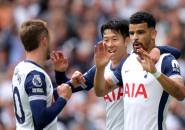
[24,70,47,95]
[161,54,181,77]
[162,54,179,71]
[25,70,46,87]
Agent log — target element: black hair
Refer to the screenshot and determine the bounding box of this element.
[101,19,129,38]
[130,11,156,28]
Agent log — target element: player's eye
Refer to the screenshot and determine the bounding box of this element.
[113,38,118,41]
[137,30,145,34]
[103,39,109,43]
[129,31,134,35]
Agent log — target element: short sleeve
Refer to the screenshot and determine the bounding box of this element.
[25,70,47,101]
[161,55,181,78]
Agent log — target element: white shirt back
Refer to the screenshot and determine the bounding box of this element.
[12,61,57,130]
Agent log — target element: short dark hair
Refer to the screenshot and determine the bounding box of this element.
[19,19,49,52]
[101,19,129,38]
[129,11,156,28]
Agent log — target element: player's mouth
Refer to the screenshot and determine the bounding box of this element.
[108,49,116,53]
[133,41,144,52]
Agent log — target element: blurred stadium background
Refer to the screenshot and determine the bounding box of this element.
[0,0,185,130]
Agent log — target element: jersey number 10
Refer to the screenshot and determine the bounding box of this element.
[13,86,25,124]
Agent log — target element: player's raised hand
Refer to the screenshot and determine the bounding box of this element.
[71,71,86,87]
[136,48,157,73]
[50,51,68,72]
[94,41,111,69]
[57,83,72,101]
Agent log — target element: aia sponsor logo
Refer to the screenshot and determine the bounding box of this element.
[104,83,148,102]
[124,83,148,98]
[104,86,123,102]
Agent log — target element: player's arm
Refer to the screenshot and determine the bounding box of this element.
[50,51,69,85]
[137,49,185,101]
[55,69,93,93]
[25,71,71,129]
[64,66,97,92]
[51,51,86,97]
[51,50,106,93]
[52,71,70,100]
[149,46,181,63]
[94,67,108,96]
[51,51,70,100]
[93,42,122,97]
[51,51,91,93]
[51,50,112,95]
[67,63,120,95]
[156,45,181,59]
[156,55,185,100]
[94,64,122,96]
[55,71,69,85]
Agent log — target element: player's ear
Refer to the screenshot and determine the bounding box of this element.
[125,37,130,46]
[40,35,48,47]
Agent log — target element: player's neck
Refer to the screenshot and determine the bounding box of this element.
[111,60,118,68]
[146,43,155,53]
[111,53,128,68]
[25,50,46,68]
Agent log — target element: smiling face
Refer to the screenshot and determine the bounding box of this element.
[103,29,127,63]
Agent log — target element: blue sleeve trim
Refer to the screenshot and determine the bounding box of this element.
[25,70,47,97]
[30,97,66,129]
[157,46,181,59]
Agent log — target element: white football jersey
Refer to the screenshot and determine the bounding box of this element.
[103,62,124,130]
[12,61,57,130]
[120,53,182,130]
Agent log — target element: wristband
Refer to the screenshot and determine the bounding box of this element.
[152,71,161,79]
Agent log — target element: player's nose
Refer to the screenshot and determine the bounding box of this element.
[133,33,139,41]
[106,40,114,47]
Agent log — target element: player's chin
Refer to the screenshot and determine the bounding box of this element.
[110,53,116,60]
